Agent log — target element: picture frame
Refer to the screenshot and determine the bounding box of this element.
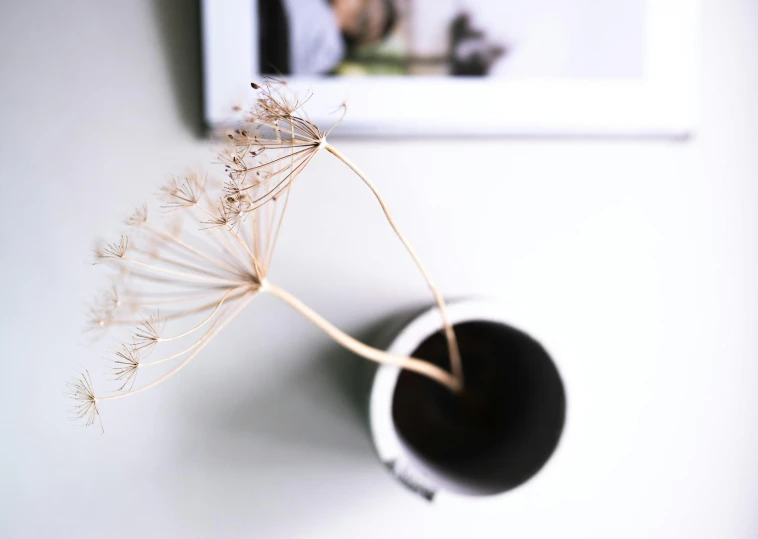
[201,0,701,137]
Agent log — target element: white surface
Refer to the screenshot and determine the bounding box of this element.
[204,0,700,136]
[1,0,757,537]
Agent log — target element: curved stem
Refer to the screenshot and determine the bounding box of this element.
[191,200,251,272]
[120,287,235,305]
[120,257,247,286]
[157,286,246,342]
[131,248,237,280]
[324,143,464,388]
[140,308,228,367]
[196,206,259,271]
[98,292,257,402]
[144,223,246,279]
[102,289,249,327]
[263,282,461,393]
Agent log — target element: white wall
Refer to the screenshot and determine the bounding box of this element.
[0,1,756,537]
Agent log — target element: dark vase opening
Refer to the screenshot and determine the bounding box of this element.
[392,321,566,495]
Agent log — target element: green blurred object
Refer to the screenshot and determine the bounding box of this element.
[336,38,408,75]
[335,61,405,75]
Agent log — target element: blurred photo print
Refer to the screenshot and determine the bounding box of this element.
[258,0,642,78]
[203,0,701,135]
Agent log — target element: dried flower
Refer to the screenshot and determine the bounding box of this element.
[110,343,140,391]
[66,371,102,432]
[71,135,291,426]
[85,306,113,333]
[131,312,164,353]
[70,83,464,432]
[84,285,122,335]
[95,235,128,262]
[219,79,325,213]
[159,174,205,210]
[125,203,148,227]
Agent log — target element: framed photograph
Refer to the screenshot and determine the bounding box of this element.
[201,0,701,136]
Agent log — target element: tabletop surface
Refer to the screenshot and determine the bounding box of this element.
[0,1,756,537]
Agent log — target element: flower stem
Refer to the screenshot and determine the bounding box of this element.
[158,286,247,342]
[323,143,464,389]
[263,282,461,394]
[98,292,257,402]
[144,223,246,279]
[120,257,247,286]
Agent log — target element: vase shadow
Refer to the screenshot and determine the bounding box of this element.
[176,304,427,459]
[165,302,449,533]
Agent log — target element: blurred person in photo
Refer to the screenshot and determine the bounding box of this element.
[259,0,398,75]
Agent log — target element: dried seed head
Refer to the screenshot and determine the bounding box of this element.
[125,203,148,227]
[249,79,312,124]
[84,283,124,335]
[212,79,326,212]
[222,175,253,206]
[95,235,129,262]
[110,343,140,391]
[66,370,103,432]
[132,312,164,353]
[202,198,241,230]
[85,305,113,334]
[75,82,315,427]
[103,284,121,309]
[159,174,206,210]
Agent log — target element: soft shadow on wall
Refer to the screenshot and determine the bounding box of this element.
[152,0,205,137]
[177,306,429,456]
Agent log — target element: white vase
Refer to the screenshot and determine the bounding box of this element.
[367,300,566,501]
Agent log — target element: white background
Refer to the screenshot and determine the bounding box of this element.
[1,1,756,537]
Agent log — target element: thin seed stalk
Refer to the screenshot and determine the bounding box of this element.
[97,282,460,406]
[98,292,257,402]
[323,143,464,389]
[262,282,461,393]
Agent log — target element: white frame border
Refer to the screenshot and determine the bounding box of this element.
[202,0,701,136]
